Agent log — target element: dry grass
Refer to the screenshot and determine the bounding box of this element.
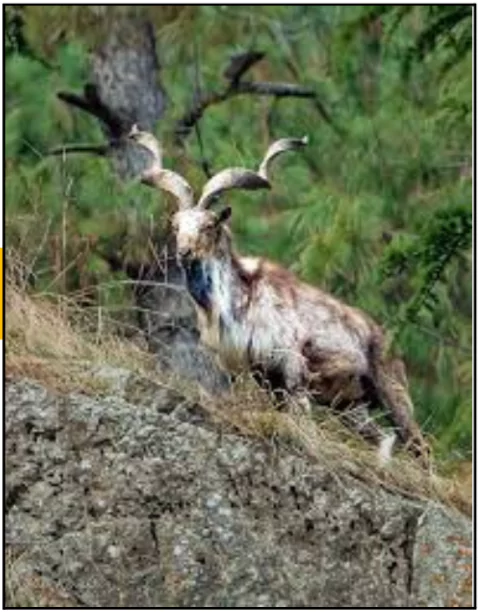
[5,267,472,518]
[6,268,156,396]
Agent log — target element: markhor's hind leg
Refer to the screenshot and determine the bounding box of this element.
[373,359,430,468]
[339,403,397,464]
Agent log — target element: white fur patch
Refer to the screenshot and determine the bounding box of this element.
[175,209,207,239]
[210,259,233,324]
[239,256,260,275]
[378,433,396,465]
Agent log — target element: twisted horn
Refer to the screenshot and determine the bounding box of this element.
[197,169,270,209]
[258,136,308,180]
[197,136,308,209]
[128,126,195,210]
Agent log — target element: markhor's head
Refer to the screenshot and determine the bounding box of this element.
[171,206,232,261]
[129,126,307,263]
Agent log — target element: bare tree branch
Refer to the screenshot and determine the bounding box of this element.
[57,84,126,138]
[223,50,266,84]
[49,143,110,157]
[174,52,342,143]
[174,80,316,143]
[235,80,316,98]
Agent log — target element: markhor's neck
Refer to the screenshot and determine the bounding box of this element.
[184,225,255,316]
[184,246,252,320]
[207,248,251,321]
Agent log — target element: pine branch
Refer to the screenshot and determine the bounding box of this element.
[381,204,472,349]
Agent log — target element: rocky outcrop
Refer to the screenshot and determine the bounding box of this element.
[5,376,472,608]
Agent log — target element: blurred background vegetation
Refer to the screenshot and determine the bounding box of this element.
[5,6,472,459]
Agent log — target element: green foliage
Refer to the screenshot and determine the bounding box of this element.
[5,6,472,457]
[381,203,472,330]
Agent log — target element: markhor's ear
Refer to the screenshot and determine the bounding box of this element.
[216,206,232,225]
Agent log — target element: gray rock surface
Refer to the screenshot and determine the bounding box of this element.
[5,377,472,607]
